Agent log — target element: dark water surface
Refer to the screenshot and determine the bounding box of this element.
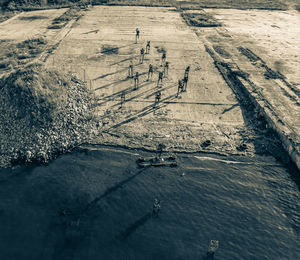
[0,147,299,260]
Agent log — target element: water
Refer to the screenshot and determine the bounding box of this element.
[0,146,299,260]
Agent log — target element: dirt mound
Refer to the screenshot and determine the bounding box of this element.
[0,64,95,167]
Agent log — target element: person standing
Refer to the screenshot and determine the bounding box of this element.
[120,91,126,107]
[147,64,153,81]
[155,90,161,106]
[128,60,133,78]
[177,79,183,98]
[162,52,166,63]
[157,71,163,86]
[183,74,189,92]
[135,28,140,43]
[164,61,169,77]
[134,72,139,90]
[146,41,150,54]
[152,198,161,216]
[140,48,145,64]
[185,65,190,78]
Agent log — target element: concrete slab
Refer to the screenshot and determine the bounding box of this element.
[45,6,247,154]
[201,8,300,169]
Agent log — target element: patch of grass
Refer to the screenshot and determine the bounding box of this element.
[0,37,48,72]
[48,6,82,30]
[101,45,119,55]
[107,0,287,10]
[181,12,221,27]
[175,0,287,10]
[19,15,48,20]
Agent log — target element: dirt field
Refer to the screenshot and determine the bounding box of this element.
[45,5,250,155]
[0,8,67,41]
[199,8,300,166]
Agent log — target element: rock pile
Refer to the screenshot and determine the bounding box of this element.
[0,63,95,167]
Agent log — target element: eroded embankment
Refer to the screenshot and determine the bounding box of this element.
[205,44,300,170]
[0,64,95,167]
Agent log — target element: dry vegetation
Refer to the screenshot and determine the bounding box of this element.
[48,6,82,29]
[0,37,47,72]
[181,12,222,27]
[108,0,288,10]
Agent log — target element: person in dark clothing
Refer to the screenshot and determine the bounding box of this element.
[134,72,139,90]
[152,198,161,216]
[135,28,140,43]
[140,48,145,64]
[157,71,163,85]
[120,91,126,107]
[185,65,190,78]
[183,74,189,92]
[164,61,169,77]
[146,41,150,54]
[128,61,133,78]
[155,91,161,105]
[177,79,183,98]
[147,64,153,81]
[162,52,166,63]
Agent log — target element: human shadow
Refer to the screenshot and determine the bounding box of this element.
[116,212,152,241]
[81,168,148,215]
[221,103,239,114]
[106,94,177,130]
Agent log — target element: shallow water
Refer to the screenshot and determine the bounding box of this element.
[0,147,299,260]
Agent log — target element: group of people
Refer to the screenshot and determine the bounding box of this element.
[121,28,191,108]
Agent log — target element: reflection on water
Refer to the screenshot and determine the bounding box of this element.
[0,146,299,260]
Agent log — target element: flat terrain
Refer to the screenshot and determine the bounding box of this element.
[200,8,300,161]
[45,6,248,154]
[205,8,300,85]
[0,8,67,41]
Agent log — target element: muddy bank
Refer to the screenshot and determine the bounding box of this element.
[0,64,95,167]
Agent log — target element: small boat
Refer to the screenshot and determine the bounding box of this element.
[137,155,177,168]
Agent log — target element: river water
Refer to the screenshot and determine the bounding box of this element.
[0,146,299,260]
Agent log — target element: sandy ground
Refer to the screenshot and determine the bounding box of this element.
[204,8,300,87]
[45,6,250,155]
[0,8,67,41]
[200,8,300,159]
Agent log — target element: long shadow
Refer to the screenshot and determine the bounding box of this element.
[82,29,99,34]
[94,77,131,92]
[116,212,152,241]
[109,80,155,108]
[144,83,177,99]
[106,94,177,130]
[109,55,139,66]
[94,71,148,93]
[109,82,176,110]
[94,72,149,105]
[81,168,148,215]
[222,103,239,114]
[93,67,128,81]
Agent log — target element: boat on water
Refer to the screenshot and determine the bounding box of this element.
[137,155,177,167]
